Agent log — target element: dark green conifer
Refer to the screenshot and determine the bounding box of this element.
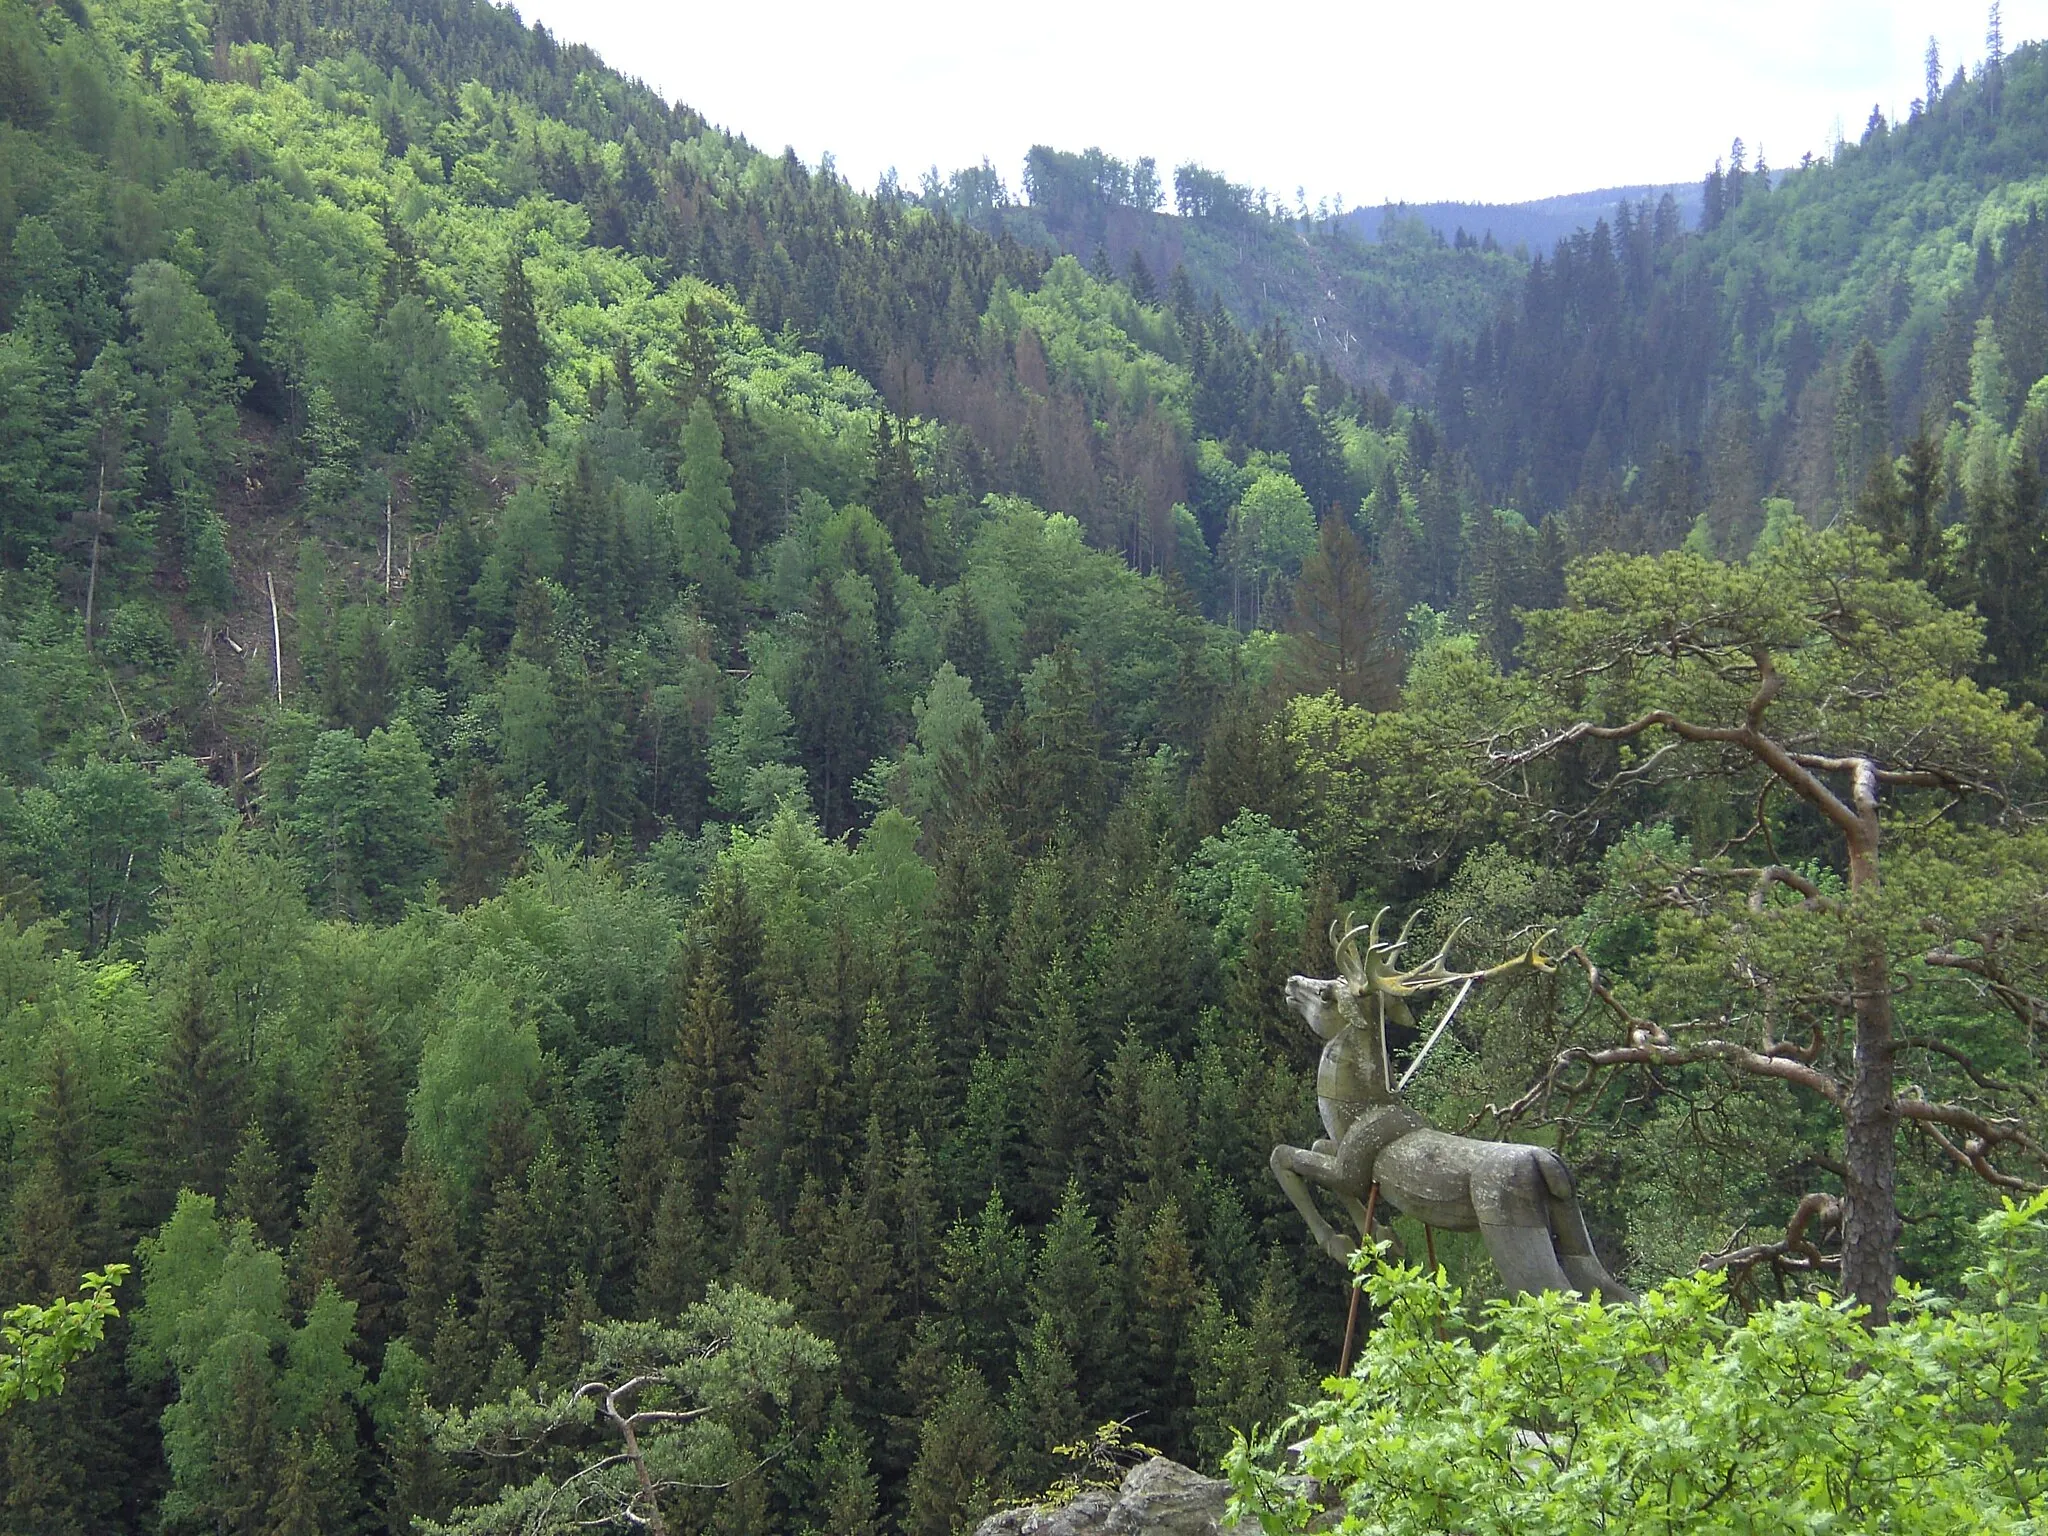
[905,1366,1003,1536]
[497,252,548,424]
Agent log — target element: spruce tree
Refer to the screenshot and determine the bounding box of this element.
[637,1166,708,1318]
[1124,1197,1203,1458]
[788,574,887,834]
[611,333,640,418]
[1127,250,1158,305]
[439,767,520,909]
[893,1132,944,1325]
[869,410,933,580]
[396,1157,466,1353]
[1004,1314,1086,1493]
[1834,340,1891,510]
[1028,1182,1111,1414]
[152,984,244,1215]
[905,1366,1003,1536]
[1024,963,1094,1217]
[672,396,741,620]
[497,252,547,424]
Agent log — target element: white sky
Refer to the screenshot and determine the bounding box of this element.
[508,0,2048,209]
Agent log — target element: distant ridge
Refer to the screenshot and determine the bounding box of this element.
[1343,181,1706,254]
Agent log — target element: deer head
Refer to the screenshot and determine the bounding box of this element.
[1285,909,1557,1097]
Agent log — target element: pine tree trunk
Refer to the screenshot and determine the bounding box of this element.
[1840,938,1899,1323]
[1839,802,1897,1324]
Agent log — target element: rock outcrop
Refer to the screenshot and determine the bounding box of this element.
[973,1456,1247,1536]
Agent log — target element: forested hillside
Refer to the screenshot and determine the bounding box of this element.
[918,146,1527,389]
[1,0,2046,1532]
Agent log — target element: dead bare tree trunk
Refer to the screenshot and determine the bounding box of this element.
[266,570,284,703]
[83,465,105,650]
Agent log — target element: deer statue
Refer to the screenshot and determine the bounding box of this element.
[1270,909,1635,1302]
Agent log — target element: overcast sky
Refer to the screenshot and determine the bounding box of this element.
[508,0,2048,210]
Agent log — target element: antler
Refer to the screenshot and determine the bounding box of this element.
[1335,909,1557,998]
[1330,907,1388,983]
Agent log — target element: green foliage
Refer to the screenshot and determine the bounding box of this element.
[1176,811,1308,962]
[0,1264,126,1416]
[5,0,2048,1526]
[1226,1193,2048,1535]
[422,1286,834,1535]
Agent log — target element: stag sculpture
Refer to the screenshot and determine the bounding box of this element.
[1270,910,1635,1302]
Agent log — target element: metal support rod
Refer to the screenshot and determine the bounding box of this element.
[1397,976,1476,1093]
[1337,1181,1381,1377]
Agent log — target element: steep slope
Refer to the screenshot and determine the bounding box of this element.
[919,147,1527,388]
[1434,46,2048,540]
[1342,180,1703,255]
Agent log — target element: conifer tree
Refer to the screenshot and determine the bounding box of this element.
[396,1156,466,1353]
[440,767,520,909]
[672,396,741,619]
[497,253,547,424]
[1834,340,1891,509]
[1005,1314,1086,1493]
[799,1175,899,1419]
[1028,1183,1112,1414]
[151,985,244,1214]
[1970,454,2048,699]
[611,333,640,418]
[3,1044,97,1298]
[1123,1198,1203,1457]
[1127,250,1158,306]
[869,410,933,579]
[813,1414,884,1536]
[788,574,887,834]
[637,1167,708,1318]
[1024,963,1094,1217]
[893,1132,944,1325]
[905,1365,1003,1536]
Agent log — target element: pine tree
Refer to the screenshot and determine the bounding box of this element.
[1834,340,1891,510]
[869,411,933,579]
[1028,1182,1111,1415]
[1126,251,1158,306]
[1004,1314,1086,1493]
[1024,963,1094,1218]
[905,1366,1003,1536]
[673,396,741,620]
[497,253,547,424]
[440,767,520,909]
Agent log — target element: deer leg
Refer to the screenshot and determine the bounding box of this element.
[1477,1221,1575,1299]
[1548,1196,1637,1303]
[1270,1144,1358,1264]
[1528,1149,1637,1303]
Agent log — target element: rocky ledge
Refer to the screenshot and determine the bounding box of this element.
[973,1456,1252,1536]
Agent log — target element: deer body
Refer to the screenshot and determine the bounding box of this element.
[1270,914,1635,1304]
